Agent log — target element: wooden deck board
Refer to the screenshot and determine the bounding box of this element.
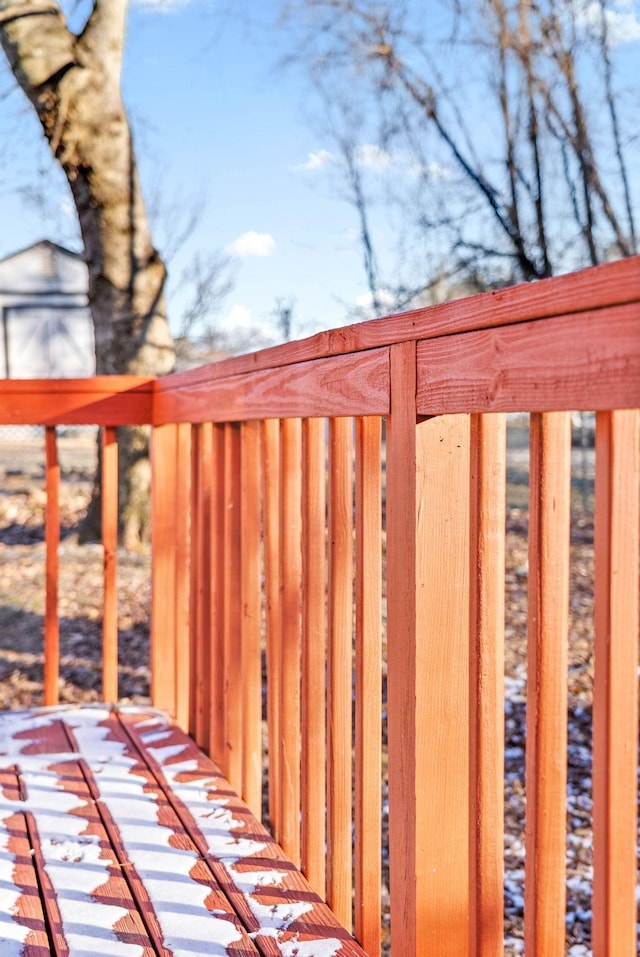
[0,706,367,957]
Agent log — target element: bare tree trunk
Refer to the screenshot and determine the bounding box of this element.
[0,0,175,545]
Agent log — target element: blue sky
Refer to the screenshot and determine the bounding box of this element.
[0,0,374,346]
[0,0,639,349]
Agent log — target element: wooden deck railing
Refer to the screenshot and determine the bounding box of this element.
[0,255,638,956]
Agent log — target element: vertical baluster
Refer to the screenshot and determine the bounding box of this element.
[151,423,178,716]
[327,416,354,930]
[593,409,639,957]
[101,425,118,703]
[44,426,59,706]
[469,413,506,957]
[188,424,201,738]
[174,423,191,731]
[355,416,382,954]
[241,420,262,817]
[195,422,212,753]
[279,417,302,865]
[262,419,281,834]
[525,412,571,957]
[208,423,226,768]
[301,416,327,896]
[223,422,242,790]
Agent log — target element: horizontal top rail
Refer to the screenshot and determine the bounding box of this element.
[0,255,636,424]
[156,255,640,387]
[0,377,154,425]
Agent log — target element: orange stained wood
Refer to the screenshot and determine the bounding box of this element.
[468,413,506,957]
[261,418,282,836]
[416,302,640,416]
[354,415,382,956]
[385,341,420,957]
[240,420,262,818]
[44,426,60,706]
[387,340,471,957]
[152,255,639,398]
[1,706,370,956]
[278,417,302,866]
[525,412,571,957]
[593,409,640,957]
[150,424,178,718]
[0,377,154,425]
[195,422,214,756]
[223,423,242,790]
[415,413,471,957]
[101,425,118,703]
[173,422,192,731]
[207,423,226,767]
[327,416,355,931]
[188,423,202,740]
[300,416,327,896]
[153,347,390,423]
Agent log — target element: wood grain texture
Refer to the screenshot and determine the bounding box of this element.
[0,765,50,954]
[354,415,382,956]
[119,708,370,955]
[173,423,192,732]
[468,414,506,957]
[223,423,242,789]
[195,422,214,755]
[525,413,571,957]
[188,424,202,740]
[300,416,327,897]
[150,424,178,717]
[278,418,302,866]
[240,421,262,818]
[414,414,470,957]
[101,425,118,703]
[386,341,419,957]
[207,424,226,768]
[154,255,640,394]
[593,409,640,957]
[0,377,154,425]
[153,348,390,423]
[383,377,472,957]
[417,302,640,415]
[44,427,59,707]
[261,419,281,837]
[327,417,354,931]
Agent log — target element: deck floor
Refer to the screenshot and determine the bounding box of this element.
[0,706,365,957]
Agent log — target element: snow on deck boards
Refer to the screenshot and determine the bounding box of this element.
[0,707,367,957]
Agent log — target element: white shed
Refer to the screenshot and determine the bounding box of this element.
[0,240,94,378]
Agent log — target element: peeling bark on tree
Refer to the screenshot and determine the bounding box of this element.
[0,0,175,546]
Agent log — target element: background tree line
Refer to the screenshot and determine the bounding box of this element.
[0,0,637,541]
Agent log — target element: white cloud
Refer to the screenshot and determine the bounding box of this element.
[292,149,336,172]
[293,143,396,176]
[354,143,392,172]
[221,303,254,329]
[576,0,640,43]
[133,0,194,9]
[355,288,397,317]
[226,231,276,258]
[409,160,452,181]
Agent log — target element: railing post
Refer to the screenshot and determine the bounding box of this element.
[386,342,470,957]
